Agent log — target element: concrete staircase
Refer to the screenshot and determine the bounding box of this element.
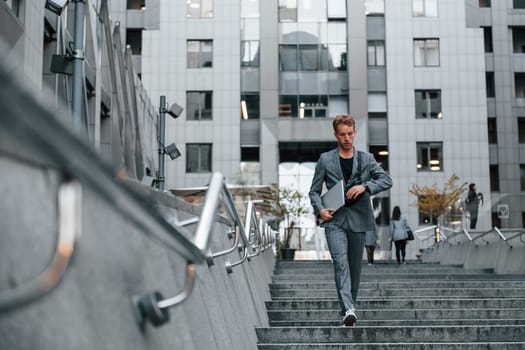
[256,260,525,349]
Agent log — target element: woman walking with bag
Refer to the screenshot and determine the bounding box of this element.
[390,206,409,265]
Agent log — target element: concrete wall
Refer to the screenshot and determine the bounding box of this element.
[0,154,274,350]
[422,230,525,274]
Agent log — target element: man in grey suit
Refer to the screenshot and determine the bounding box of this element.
[309,114,392,326]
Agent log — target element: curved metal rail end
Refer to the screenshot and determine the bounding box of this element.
[0,180,81,314]
[133,263,196,328]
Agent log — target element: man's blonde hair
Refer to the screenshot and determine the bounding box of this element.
[333,114,355,132]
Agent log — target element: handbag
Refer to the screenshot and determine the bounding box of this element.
[406,227,414,241]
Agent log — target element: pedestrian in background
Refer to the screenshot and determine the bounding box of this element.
[390,206,409,265]
[364,228,378,266]
[466,183,483,230]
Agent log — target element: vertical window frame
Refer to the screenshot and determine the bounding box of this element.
[415,89,442,119]
[186,143,213,173]
[414,38,440,67]
[416,142,443,172]
[187,39,213,68]
[186,91,213,121]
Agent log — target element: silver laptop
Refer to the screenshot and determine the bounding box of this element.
[321,179,345,212]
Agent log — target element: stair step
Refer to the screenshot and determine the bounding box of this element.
[257,342,525,350]
[267,308,525,321]
[258,260,525,349]
[266,299,525,310]
[269,319,525,327]
[255,325,525,343]
[270,280,525,289]
[272,273,523,281]
[271,287,525,298]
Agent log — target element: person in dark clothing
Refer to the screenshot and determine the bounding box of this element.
[466,183,482,230]
[389,206,409,264]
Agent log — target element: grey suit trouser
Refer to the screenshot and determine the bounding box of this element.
[325,227,365,314]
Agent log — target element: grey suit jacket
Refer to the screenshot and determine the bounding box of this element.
[309,148,392,232]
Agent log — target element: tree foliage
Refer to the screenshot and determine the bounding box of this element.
[409,175,467,220]
[267,184,310,248]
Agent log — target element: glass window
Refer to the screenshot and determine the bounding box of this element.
[327,44,347,71]
[519,117,525,143]
[414,38,440,67]
[328,95,348,117]
[127,0,145,10]
[298,0,326,22]
[241,41,260,67]
[515,73,525,98]
[241,147,260,161]
[5,0,21,16]
[279,0,297,22]
[187,0,213,18]
[279,95,297,117]
[490,165,499,191]
[187,91,213,120]
[280,23,298,43]
[512,27,525,53]
[415,90,441,119]
[279,45,298,71]
[186,143,212,173]
[187,40,213,68]
[367,40,385,66]
[419,209,438,225]
[126,29,143,55]
[299,45,320,70]
[488,117,497,144]
[327,0,346,19]
[365,0,384,16]
[299,95,328,118]
[241,93,260,119]
[327,23,346,44]
[483,27,493,53]
[521,165,525,191]
[241,0,259,18]
[241,19,260,40]
[413,0,437,17]
[486,72,495,97]
[479,0,491,7]
[279,95,343,118]
[514,0,525,9]
[368,93,387,112]
[417,142,443,171]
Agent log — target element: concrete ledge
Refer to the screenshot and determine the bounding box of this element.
[0,157,275,350]
[422,233,525,274]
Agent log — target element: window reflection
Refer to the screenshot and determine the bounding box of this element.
[327,0,346,19]
[241,41,260,67]
[240,93,260,119]
[365,0,384,15]
[298,0,326,22]
[279,0,297,22]
[187,0,213,18]
[241,0,259,18]
[279,95,347,118]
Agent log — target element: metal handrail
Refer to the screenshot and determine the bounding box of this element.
[0,63,207,265]
[493,227,525,248]
[414,225,437,241]
[470,228,495,245]
[0,180,81,313]
[0,61,274,325]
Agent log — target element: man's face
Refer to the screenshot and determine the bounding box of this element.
[334,123,356,151]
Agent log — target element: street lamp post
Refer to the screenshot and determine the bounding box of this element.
[157,95,183,191]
